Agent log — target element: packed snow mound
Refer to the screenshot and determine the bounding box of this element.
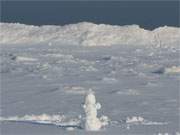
[0,22,179,46]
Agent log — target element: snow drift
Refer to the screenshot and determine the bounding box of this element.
[0,114,82,130]
[0,22,179,46]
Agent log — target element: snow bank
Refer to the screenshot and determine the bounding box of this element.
[157,133,180,135]
[126,116,144,123]
[0,114,81,129]
[0,114,64,122]
[0,22,179,46]
[126,116,168,126]
[14,56,38,62]
[165,66,180,74]
[64,86,86,95]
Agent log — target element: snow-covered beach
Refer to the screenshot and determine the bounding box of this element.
[0,22,179,134]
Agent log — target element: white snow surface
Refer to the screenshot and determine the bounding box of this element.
[0,22,179,134]
[0,22,179,46]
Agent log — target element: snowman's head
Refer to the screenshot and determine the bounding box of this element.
[85,90,96,105]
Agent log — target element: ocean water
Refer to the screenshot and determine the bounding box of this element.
[1,1,179,30]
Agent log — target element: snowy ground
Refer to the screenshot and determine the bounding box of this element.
[0,23,180,135]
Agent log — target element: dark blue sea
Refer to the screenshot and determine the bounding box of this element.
[1,1,179,30]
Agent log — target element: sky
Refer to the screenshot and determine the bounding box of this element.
[1,1,179,30]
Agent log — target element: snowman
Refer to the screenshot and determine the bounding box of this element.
[83,89,102,131]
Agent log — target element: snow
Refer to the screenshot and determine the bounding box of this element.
[165,66,180,74]
[126,116,144,123]
[0,114,65,123]
[126,116,168,126]
[0,22,179,46]
[0,114,81,130]
[0,91,109,131]
[0,22,179,134]
[14,56,38,62]
[63,86,86,95]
